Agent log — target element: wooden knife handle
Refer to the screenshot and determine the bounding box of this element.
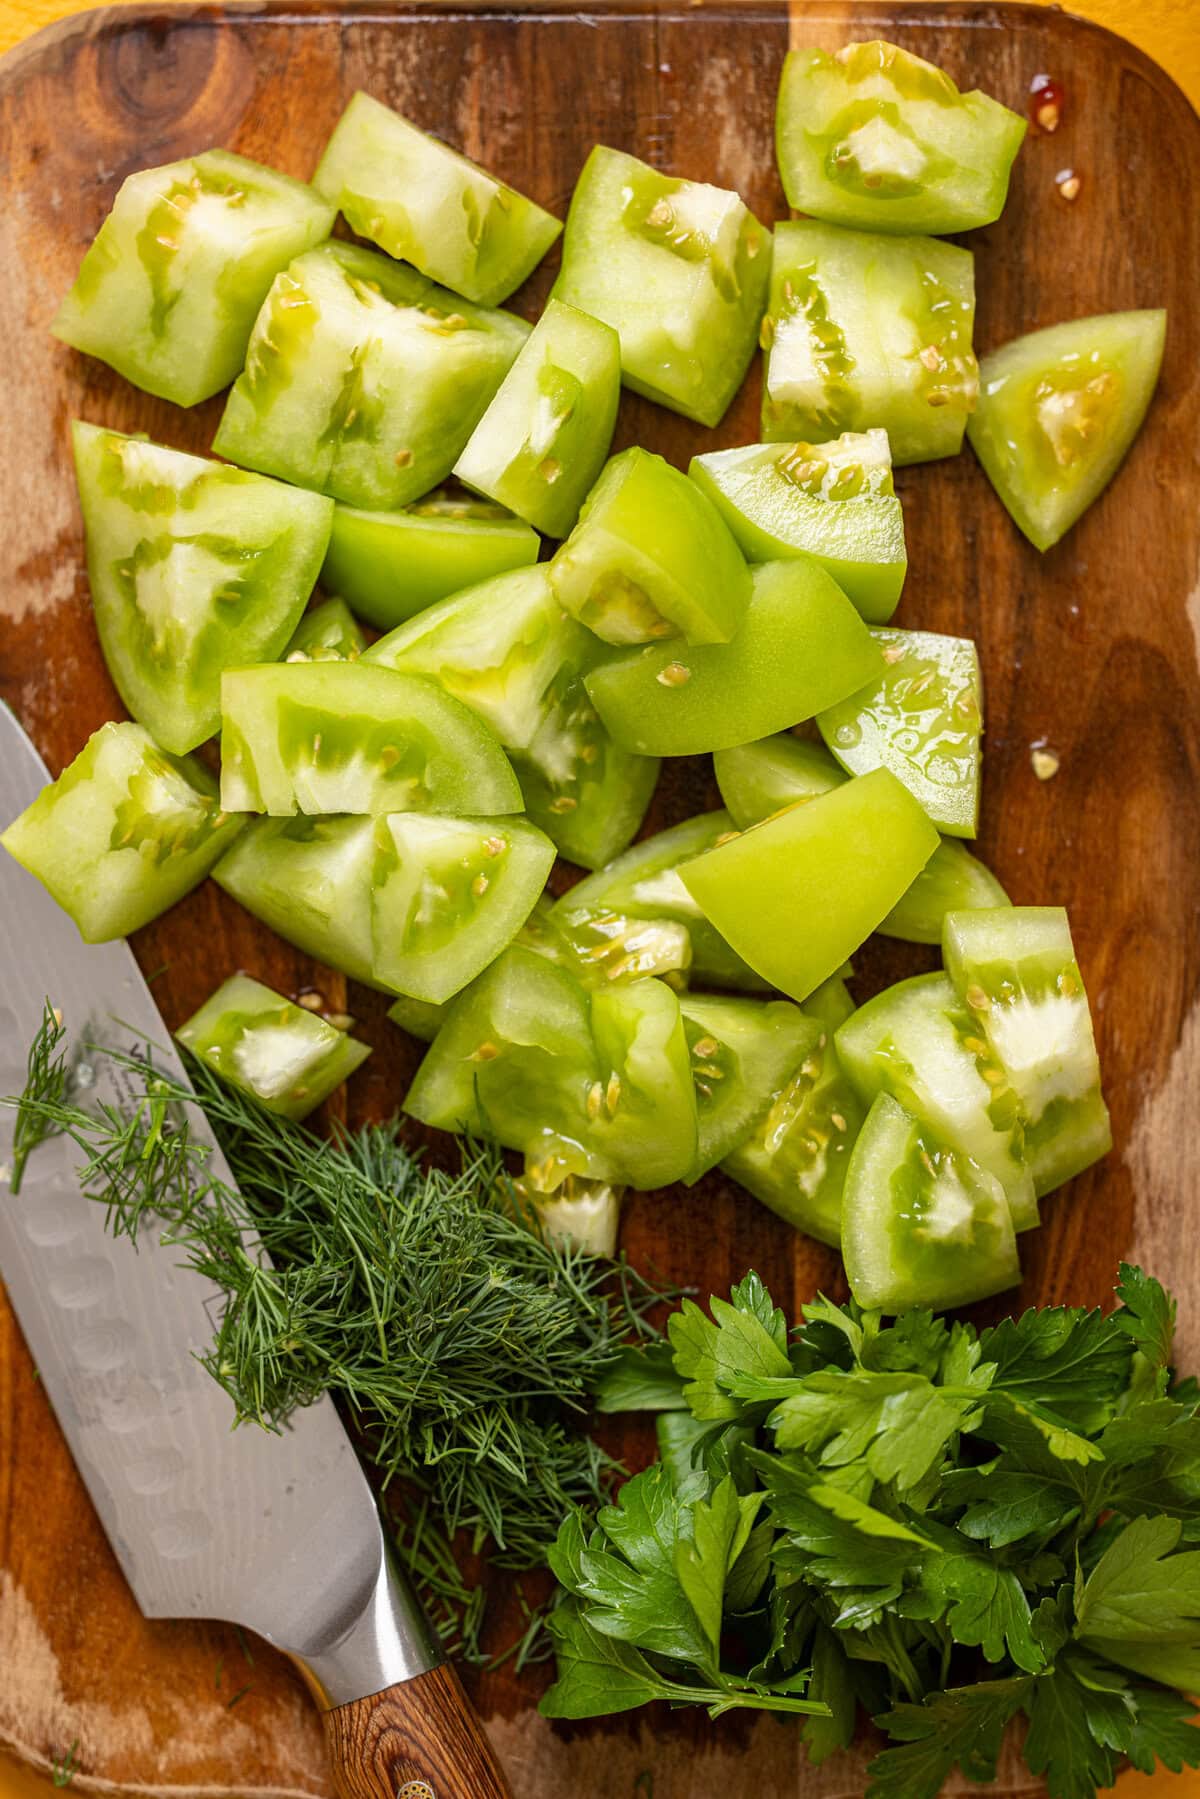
[322,1662,513,1799]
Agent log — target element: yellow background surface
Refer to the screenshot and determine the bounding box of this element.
[0,0,1196,1794]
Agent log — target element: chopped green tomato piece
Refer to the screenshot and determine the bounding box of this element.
[584,557,882,756]
[312,91,561,306]
[723,974,864,1248]
[835,971,1037,1231]
[213,814,378,985]
[176,973,370,1120]
[52,150,333,407]
[518,1170,624,1259]
[842,1092,1020,1314]
[404,948,698,1189]
[552,145,770,426]
[880,839,1008,943]
[219,662,521,818]
[714,734,844,829]
[454,299,620,537]
[284,597,366,664]
[553,812,766,992]
[320,493,539,633]
[689,431,906,622]
[387,992,447,1042]
[776,40,1026,236]
[942,906,1111,1196]
[679,769,939,1002]
[549,447,750,647]
[213,242,529,511]
[2,722,242,943]
[72,423,332,757]
[372,812,555,1004]
[762,220,978,465]
[680,994,819,1183]
[967,310,1167,552]
[819,627,983,837]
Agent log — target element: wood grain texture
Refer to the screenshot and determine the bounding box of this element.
[322,1667,512,1799]
[0,4,1197,1797]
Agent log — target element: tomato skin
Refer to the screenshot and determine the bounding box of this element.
[583,557,882,757]
[776,41,1026,236]
[2,722,244,944]
[53,150,334,407]
[966,310,1167,552]
[284,598,366,665]
[321,498,540,634]
[177,974,370,1121]
[313,91,561,307]
[681,993,822,1183]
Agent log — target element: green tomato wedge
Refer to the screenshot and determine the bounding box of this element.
[219,662,522,817]
[176,974,370,1121]
[549,447,750,647]
[723,974,864,1248]
[835,971,1037,1231]
[776,40,1026,237]
[880,839,1008,944]
[213,814,379,985]
[387,992,447,1043]
[213,242,529,512]
[842,1092,1021,1314]
[967,310,1167,552]
[762,220,978,466]
[679,768,939,1002]
[552,145,770,427]
[584,556,882,757]
[2,722,243,944]
[52,150,333,407]
[372,812,555,1005]
[313,91,561,306]
[320,493,539,634]
[688,430,906,622]
[554,812,765,992]
[454,299,621,538]
[284,598,366,664]
[942,906,1111,1197]
[72,423,333,757]
[680,994,820,1183]
[819,627,983,837]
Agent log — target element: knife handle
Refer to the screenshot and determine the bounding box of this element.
[322,1664,514,1799]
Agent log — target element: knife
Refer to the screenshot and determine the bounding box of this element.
[0,705,513,1799]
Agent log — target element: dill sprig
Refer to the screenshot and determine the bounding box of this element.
[10,999,66,1194]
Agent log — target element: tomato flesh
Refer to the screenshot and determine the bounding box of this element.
[284,598,366,665]
[213,815,379,985]
[584,556,882,757]
[2,722,243,944]
[680,994,821,1183]
[552,145,770,427]
[213,243,529,512]
[967,310,1167,552]
[219,662,521,819]
[313,91,561,307]
[177,973,370,1121]
[762,220,977,465]
[454,299,621,538]
[776,40,1026,236]
[688,430,906,622]
[52,150,333,407]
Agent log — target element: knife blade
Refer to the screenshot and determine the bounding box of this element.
[0,704,512,1799]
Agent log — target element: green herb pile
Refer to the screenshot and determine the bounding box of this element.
[543,1268,1200,1795]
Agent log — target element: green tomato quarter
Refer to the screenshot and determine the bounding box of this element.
[176,973,370,1121]
[679,768,939,1002]
[967,309,1167,552]
[553,145,770,426]
[52,150,333,407]
[313,91,561,306]
[454,299,621,537]
[284,597,367,664]
[584,556,882,757]
[680,993,820,1184]
[2,721,243,943]
[73,423,333,757]
[688,430,906,622]
[213,242,529,512]
[762,220,977,465]
[880,838,1008,943]
[549,446,751,647]
[776,40,1025,236]
[219,662,522,817]
[213,814,379,985]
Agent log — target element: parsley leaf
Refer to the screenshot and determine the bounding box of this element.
[1113,1263,1176,1371]
[541,1599,678,1718]
[668,1277,791,1421]
[769,1369,976,1492]
[1075,1513,1200,1642]
[868,1680,1030,1799]
[900,1518,1044,1671]
[1021,1650,1125,1799]
[673,1476,760,1657]
[580,1464,713,1666]
[593,1341,687,1413]
[980,1305,1133,1433]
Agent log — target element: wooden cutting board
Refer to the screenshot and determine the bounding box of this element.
[1,2,1198,1793]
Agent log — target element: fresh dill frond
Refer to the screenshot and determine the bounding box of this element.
[10,999,67,1194]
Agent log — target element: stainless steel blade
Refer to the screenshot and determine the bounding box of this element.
[0,705,438,1704]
